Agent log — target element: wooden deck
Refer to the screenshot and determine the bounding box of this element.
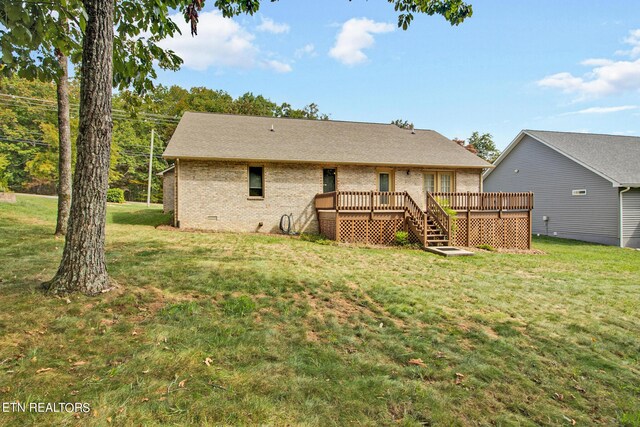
[315,191,534,249]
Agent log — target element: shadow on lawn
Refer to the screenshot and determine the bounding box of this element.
[109,209,172,227]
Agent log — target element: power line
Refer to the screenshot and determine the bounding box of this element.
[0,93,181,123]
[0,99,179,126]
[0,136,165,159]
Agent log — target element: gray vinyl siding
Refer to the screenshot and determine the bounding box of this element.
[622,188,640,248]
[484,135,620,246]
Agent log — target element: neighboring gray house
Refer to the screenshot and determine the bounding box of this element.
[484,130,640,248]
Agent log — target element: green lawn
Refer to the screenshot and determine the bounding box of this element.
[1,195,639,426]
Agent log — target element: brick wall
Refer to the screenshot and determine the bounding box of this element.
[175,160,482,233]
[162,170,175,213]
[456,169,482,193]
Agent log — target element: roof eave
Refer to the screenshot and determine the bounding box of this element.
[162,155,493,169]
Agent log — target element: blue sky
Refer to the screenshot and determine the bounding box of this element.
[156,0,640,149]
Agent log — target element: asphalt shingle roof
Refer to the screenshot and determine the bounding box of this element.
[162,112,492,169]
[524,130,640,186]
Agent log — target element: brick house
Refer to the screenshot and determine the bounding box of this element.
[161,113,534,249]
[162,112,490,232]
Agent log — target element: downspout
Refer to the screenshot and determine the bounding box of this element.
[619,186,631,248]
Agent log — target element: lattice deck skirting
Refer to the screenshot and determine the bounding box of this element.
[318,210,531,249]
[450,211,531,249]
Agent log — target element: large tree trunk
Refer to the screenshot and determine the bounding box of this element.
[54,49,72,237]
[45,0,114,295]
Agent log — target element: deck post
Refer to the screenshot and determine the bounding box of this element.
[423,211,428,246]
[466,192,471,247]
[528,192,533,249]
[370,192,374,220]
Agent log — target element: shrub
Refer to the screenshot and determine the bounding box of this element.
[435,197,458,236]
[394,231,410,246]
[107,188,125,203]
[476,244,496,252]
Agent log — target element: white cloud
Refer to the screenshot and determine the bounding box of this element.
[295,43,316,58]
[537,29,640,98]
[256,17,290,34]
[262,60,292,73]
[158,11,291,73]
[538,59,640,97]
[562,105,638,115]
[615,28,640,58]
[329,18,394,66]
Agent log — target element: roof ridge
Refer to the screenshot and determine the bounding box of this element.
[524,129,640,139]
[182,111,437,132]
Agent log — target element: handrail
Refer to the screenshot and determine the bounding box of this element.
[404,192,426,244]
[431,192,534,211]
[404,192,424,228]
[426,192,450,239]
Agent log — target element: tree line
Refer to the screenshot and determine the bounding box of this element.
[0,75,328,201]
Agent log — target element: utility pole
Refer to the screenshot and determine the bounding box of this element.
[146,128,154,207]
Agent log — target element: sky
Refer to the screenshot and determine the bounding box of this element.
[154,0,640,149]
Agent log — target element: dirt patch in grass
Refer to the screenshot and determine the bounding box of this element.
[298,286,407,331]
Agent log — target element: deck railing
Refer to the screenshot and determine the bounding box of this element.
[430,192,534,211]
[315,191,337,210]
[315,191,407,211]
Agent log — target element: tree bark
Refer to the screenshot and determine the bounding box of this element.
[45,0,114,295]
[54,48,72,237]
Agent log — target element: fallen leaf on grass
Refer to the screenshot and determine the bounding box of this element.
[132,331,138,336]
[204,357,213,367]
[574,384,586,393]
[455,373,465,384]
[178,379,187,388]
[562,415,576,425]
[408,359,427,368]
[141,398,149,403]
[142,369,150,374]
[72,361,88,367]
[36,368,52,374]
[554,392,564,401]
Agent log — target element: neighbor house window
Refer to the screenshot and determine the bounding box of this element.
[323,168,336,193]
[249,166,264,197]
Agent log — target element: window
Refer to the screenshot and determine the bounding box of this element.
[424,171,455,193]
[378,173,390,192]
[424,173,435,193]
[440,173,452,192]
[248,166,263,197]
[323,168,336,193]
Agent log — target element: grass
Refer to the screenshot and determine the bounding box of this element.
[0,195,639,426]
